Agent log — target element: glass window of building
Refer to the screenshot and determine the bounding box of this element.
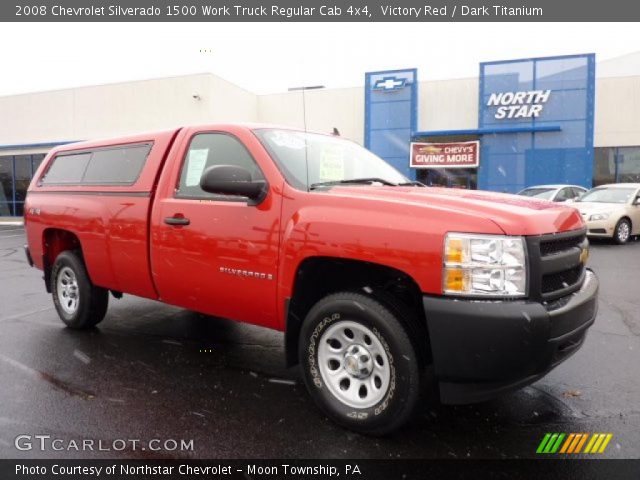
[0,152,49,216]
[593,148,616,186]
[31,154,45,174]
[14,155,32,217]
[0,156,14,216]
[594,146,640,186]
[617,147,640,183]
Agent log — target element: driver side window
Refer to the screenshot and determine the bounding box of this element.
[176,133,264,199]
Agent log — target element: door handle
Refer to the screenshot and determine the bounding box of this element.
[164,215,190,226]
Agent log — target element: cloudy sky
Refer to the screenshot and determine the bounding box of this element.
[0,22,638,96]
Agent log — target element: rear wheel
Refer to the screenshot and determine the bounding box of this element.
[299,292,422,435]
[51,250,109,329]
[613,218,631,244]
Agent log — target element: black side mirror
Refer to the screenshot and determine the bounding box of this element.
[200,165,267,205]
[634,196,640,206]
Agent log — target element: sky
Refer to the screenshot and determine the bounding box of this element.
[0,22,639,96]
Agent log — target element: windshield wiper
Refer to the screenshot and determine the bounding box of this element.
[309,178,398,190]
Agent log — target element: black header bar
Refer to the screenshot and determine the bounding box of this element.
[4,0,640,22]
[2,459,640,480]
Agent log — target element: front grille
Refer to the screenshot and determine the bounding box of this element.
[542,265,583,294]
[540,233,586,256]
[526,229,587,301]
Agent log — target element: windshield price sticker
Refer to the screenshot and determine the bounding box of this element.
[185,149,209,186]
[319,147,346,181]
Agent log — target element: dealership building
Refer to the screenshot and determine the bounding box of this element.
[2,51,640,217]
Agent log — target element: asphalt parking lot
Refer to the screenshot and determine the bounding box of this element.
[0,225,639,460]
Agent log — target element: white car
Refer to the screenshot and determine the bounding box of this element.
[517,184,588,203]
[575,183,640,244]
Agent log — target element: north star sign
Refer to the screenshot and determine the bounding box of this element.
[487,89,552,119]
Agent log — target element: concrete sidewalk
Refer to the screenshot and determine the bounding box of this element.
[0,217,23,226]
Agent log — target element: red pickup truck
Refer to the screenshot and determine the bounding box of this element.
[24,124,598,434]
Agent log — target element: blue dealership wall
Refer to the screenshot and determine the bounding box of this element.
[478,54,596,192]
[364,69,417,179]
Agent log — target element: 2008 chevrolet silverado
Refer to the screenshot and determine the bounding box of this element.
[24,124,598,434]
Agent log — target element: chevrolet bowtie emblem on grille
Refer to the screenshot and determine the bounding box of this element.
[580,247,589,265]
[373,76,406,91]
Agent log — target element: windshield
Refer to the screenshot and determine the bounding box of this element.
[254,129,408,190]
[517,188,556,200]
[578,187,637,204]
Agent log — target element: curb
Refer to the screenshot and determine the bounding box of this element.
[0,219,24,226]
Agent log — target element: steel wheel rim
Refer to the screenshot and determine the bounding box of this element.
[618,222,630,242]
[57,266,79,315]
[317,320,391,409]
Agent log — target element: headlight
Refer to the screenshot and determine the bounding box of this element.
[589,213,610,221]
[443,233,527,297]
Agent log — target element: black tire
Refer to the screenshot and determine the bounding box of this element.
[613,218,632,245]
[299,291,422,435]
[50,250,109,329]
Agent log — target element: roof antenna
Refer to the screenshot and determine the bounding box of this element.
[288,85,325,191]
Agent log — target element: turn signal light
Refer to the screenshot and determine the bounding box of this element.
[445,238,465,264]
[444,268,469,293]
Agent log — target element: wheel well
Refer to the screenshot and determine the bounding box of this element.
[42,229,82,293]
[285,257,430,367]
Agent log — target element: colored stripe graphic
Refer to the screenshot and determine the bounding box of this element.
[559,433,575,453]
[598,434,613,453]
[559,433,576,453]
[536,433,552,454]
[574,433,589,453]
[543,433,559,453]
[567,434,583,454]
[584,434,598,453]
[550,433,565,453]
[537,433,613,454]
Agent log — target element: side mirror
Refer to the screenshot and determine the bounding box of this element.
[200,165,267,205]
[634,196,640,206]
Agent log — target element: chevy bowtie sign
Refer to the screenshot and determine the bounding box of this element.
[487,89,552,119]
[373,76,407,91]
[410,141,479,169]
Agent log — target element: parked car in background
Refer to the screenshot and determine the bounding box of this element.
[575,183,640,244]
[517,184,588,203]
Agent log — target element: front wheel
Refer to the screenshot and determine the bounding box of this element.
[51,250,109,329]
[613,218,631,244]
[299,292,422,435]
